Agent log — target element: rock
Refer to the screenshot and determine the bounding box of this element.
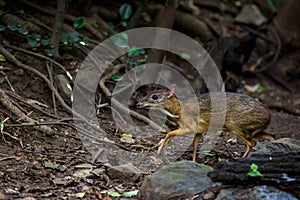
[250,137,300,156]
[216,185,297,200]
[107,163,142,182]
[139,161,213,200]
[235,4,267,26]
[54,74,72,101]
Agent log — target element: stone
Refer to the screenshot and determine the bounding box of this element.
[107,163,142,182]
[139,161,213,200]
[54,74,72,101]
[235,4,266,26]
[250,137,300,156]
[215,185,297,200]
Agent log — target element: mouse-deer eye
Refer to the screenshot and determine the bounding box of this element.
[151,94,158,100]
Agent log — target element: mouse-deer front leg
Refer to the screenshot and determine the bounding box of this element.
[157,128,193,155]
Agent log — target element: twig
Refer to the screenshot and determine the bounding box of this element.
[45,61,57,115]
[0,88,55,134]
[268,104,300,116]
[3,42,70,77]
[0,71,15,92]
[20,149,95,165]
[0,46,73,114]
[0,156,16,162]
[6,90,59,119]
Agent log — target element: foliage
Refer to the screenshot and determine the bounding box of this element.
[0,54,6,61]
[111,32,128,48]
[121,133,133,138]
[0,24,6,31]
[108,3,133,28]
[109,31,146,80]
[162,124,169,130]
[247,163,263,177]
[111,73,123,81]
[0,0,6,6]
[73,17,85,29]
[119,3,132,20]
[7,21,28,34]
[27,33,41,47]
[107,189,139,197]
[0,19,88,57]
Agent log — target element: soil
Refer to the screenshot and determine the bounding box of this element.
[0,1,300,200]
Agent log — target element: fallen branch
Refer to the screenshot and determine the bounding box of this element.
[0,88,55,135]
[209,152,300,188]
[3,42,69,75]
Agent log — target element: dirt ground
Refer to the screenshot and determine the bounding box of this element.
[0,1,300,200]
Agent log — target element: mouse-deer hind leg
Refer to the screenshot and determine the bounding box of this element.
[192,133,203,162]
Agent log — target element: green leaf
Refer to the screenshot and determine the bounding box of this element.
[128,46,145,57]
[111,32,128,48]
[120,3,132,20]
[108,190,121,197]
[107,22,115,29]
[122,190,139,197]
[247,163,263,177]
[0,54,6,61]
[136,58,146,63]
[0,0,6,6]
[250,163,258,171]
[120,21,127,27]
[27,33,41,47]
[200,164,214,172]
[128,61,137,66]
[44,49,54,57]
[267,0,276,12]
[256,86,267,94]
[29,33,41,41]
[69,31,80,43]
[0,24,6,31]
[73,17,85,29]
[111,74,123,81]
[121,133,133,138]
[60,32,68,44]
[247,170,263,177]
[27,37,37,47]
[79,39,89,46]
[201,150,215,157]
[162,124,168,130]
[181,52,191,60]
[0,121,4,133]
[7,21,19,31]
[41,38,49,46]
[93,22,100,28]
[18,26,28,35]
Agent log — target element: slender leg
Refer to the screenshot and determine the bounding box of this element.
[192,133,203,162]
[231,130,256,158]
[157,128,192,154]
[242,144,251,158]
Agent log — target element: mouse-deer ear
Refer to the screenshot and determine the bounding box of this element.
[165,84,176,98]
